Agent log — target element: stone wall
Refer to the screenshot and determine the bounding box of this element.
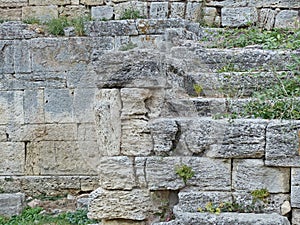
[0,0,300,29]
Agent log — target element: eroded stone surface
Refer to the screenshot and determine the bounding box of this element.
[0,193,25,217]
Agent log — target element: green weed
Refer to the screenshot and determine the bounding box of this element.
[46,17,69,36]
[175,164,194,184]
[120,9,144,20]
[193,84,203,97]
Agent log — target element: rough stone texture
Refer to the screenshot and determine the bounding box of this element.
[155,212,290,225]
[0,193,25,217]
[185,2,202,21]
[59,5,90,18]
[0,142,24,175]
[29,0,70,5]
[265,121,300,167]
[205,0,300,8]
[221,7,258,27]
[232,159,290,193]
[94,89,121,156]
[150,2,169,19]
[274,10,300,29]
[22,6,59,22]
[170,3,185,19]
[114,2,147,20]
[293,209,300,225]
[88,188,166,221]
[292,168,300,208]
[91,6,114,20]
[0,0,27,7]
[258,8,276,30]
[80,0,104,5]
[0,8,22,21]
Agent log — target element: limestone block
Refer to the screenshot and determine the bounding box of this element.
[135,157,147,188]
[71,0,80,4]
[150,119,179,156]
[22,6,58,22]
[136,19,187,35]
[0,126,8,141]
[130,35,164,50]
[0,8,22,21]
[205,0,300,8]
[88,188,164,220]
[258,8,276,30]
[146,157,184,190]
[185,2,202,21]
[182,157,231,191]
[175,191,232,213]
[80,0,104,5]
[0,193,25,217]
[114,2,147,20]
[232,159,290,193]
[121,119,153,156]
[80,176,99,192]
[221,7,258,27]
[67,69,98,88]
[85,20,138,36]
[102,220,146,225]
[94,89,121,156]
[292,168,300,208]
[0,91,24,125]
[98,156,135,190]
[275,10,300,29]
[170,3,185,19]
[293,209,300,225]
[0,142,25,175]
[59,5,90,18]
[77,123,97,141]
[29,0,70,5]
[73,88,96,123]
[0,40,14,74]
[91,6,113,20]
[44,88,74,123]
[0,177,22,193]
[24,89,44,124]
[150,2,168,19]
[14,40,31,73]
[265,121,300,167]
[0,0,27,7]
[25,141,99,175]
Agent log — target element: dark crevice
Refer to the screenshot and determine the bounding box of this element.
[170,121,182,152]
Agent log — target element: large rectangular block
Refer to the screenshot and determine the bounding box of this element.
[29,0,70,5]
[0,40,14,74]
[0,142,25,175]
[25,141,99,175]
[233,159,290,193]
[0,0,27,7]
[265,121,300,167]
[206,0,300,8]
[22,6,58,22]
[0,193,25,217]
[24,89,44,124]
[0,91,24,125]
[0,8,22,20]
[221,7,258,27]
[59,5,90,18]
[73,88,96,123]
[13,40,31,73]
[150,2,168,19]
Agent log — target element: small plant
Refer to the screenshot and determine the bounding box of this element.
[71,16,89,36]
[46,17,69,36]
[251,188,270,203]
[175,164,194,184]
[120,8,143,20]
[193,83,203,97]
[23,17,40,24]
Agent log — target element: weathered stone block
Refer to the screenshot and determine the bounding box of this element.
[73,88,96,123]
[24,89,44,124]
[0,8,22,21]
[14,40,31,73]
[80,0,104,5]
[44,88,74,123]
[25,141,99,175]
[91,6,113,20]
[136,19,187,35]
[221,7,258,27]
[0,91,24,125]
[0,142,25,175]
[98,157,135,190]
[59,5,90,18]
[121,119,152,156]
[293,209,300,225]
[0,193,25,217]
[77,123,97,141]
[150,2,168,19]
[170,3,185,19]
[29,0,70,5]
[205,0,300,8]
[22,6,58,22]
[258,8,276,30]
[94,89,121,156]
[274,10,300,29]
[88,188,164,220]
[114,2,147,20]
[0,40,14,73]
[0,0,27,7]
[292,168,300,208]
[232,159,290,193]
[185,2,202,21]
[265,121,300,167]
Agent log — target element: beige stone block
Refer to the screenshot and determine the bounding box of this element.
[59,5,90,18]
[77,123,97,141]
[29,0,70,5]
[80,0,104,5]
[22,6,58,22]
[71,0,80,4]
[0,0,27,7]
[0,142,25,175]
[102,220,146,225]
[95,89,121,156]
[0,8,22,20]
[0,91,24,125]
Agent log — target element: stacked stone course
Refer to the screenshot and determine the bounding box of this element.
[0,0,300,29]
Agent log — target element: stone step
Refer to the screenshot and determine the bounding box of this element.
[154,212,290,225]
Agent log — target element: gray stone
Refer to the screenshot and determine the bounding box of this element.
[24,89,44,124]
[0,22,37,40]
[232,159,290,193]
[185,2,202,21]
[73,88,96,123]
[91,6,114,20]
[281,201,291,216]
[114,2,147,20]
[155,212,290,225]
[0,142,25,175]
[265,121,300,167]
[293,209,300,225]
[292,168,300,208]
[259,8,276,30]
[170,3,185,19]
[275,10,300,29]
[94,89,121,156]
[14,40,31,73]
[150,2,168,19]
[0,40,14,74]
[205,0,300,8]
[64,27,76,37]
[0,193,25,217]
[136,19,187,35]
[0,91,24,125]
[97,156,135,190]
[221,7,258,27]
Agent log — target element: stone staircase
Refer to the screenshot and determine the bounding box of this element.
[87,21,300,225]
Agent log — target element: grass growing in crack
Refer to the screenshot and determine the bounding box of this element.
[0,207,98,225]
[175,164,194,184]
[204,27,300,50]
[120,8,144,20]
